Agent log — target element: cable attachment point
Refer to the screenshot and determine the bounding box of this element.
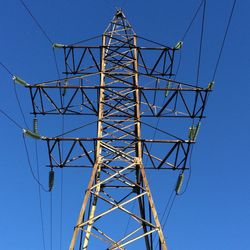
[174,41,183,50]
[13,75,30,87]
[53,43,65,49]
[23,128,41,140]
[207,81,215,90]
[175,173,184,195]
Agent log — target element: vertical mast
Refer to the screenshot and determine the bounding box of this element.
[69,10,167,249]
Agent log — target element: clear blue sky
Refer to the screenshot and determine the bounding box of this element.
[0,0,249,250]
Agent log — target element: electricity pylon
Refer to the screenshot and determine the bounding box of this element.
[19,9,211,250]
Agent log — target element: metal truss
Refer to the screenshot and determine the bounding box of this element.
[28,78,209,118]
[23,9,211,250]
[44,137,192,170]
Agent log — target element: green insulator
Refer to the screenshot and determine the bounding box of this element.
[53,43,65,48]
[188,122,201,141]
[49,170,54,192]
[23,129,41,140]
[207,81,215,90]
[33,118,38,134]
[174,41,183,50]
[12,75,30,87]
[175,173,184,195]
[62,80,68,97]
[165,81,171,97]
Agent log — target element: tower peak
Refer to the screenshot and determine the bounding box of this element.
[104,9,135,35]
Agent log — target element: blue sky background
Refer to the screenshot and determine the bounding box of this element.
[0,0,249,250]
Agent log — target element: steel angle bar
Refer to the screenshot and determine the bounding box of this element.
[90,162,136,190]
[101,166,146,192]
[109,229,158,250]
[100,142,135,162]
[92,226,125,250]
[77,192,148,228]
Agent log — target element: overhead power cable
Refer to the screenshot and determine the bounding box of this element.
[70,35,102,46]
[19,0,53,44]
[59,169,64,250]
[59,115,65,250]
[151,2,208,241]
[161,193,177,230]
[35,141,47,250]
[13,81,29,128]
[53,49,60,78]
[0,108,23,130]
[178,145,194,195]
[50,192,53,250]
[17,4,63,250]
[23,134,49,192]
[0,62,13,76]
[212,0,237,80]
[55,119,98,137]
[19,0,61,80]
[152,189,174,246]
[143,0,207,167]
[181,0,205,41]
[154,190,177,249]
[196,0,206,85]
[0,61,29,129]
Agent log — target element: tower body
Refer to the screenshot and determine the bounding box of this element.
[70,11,167,250]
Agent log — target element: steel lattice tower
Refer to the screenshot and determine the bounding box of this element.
[20,9,211,250]
[69,11,167,249]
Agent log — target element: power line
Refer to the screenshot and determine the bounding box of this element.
[0,62,13,76]
[154,191,177,249]
[156,3,238,236]
[196,0,206,85]
[19,0,53,44]
[152,3,207,243]
[35,141,47,250]
[123,201,135,237]
[13,81,29,129]
[161,194,177,230]
[55,119,98,137]
[159,190,175,226]
[50,192,53,250]
[178,145,194,196]
[181,0,205,41]
[0,108,23,130]
[143,0,206,167]
[1,58,49,250]
[18,3,63,250]
[59,169,64,250]
[152,189,175,246]
[70,35,102,46]
[1,49,29,132]
[212,0,237,80]
[19,0,61,85]
[22,134,49,192]
[52,48,60,78]
[106,0,117,12]
[59,115,65,250]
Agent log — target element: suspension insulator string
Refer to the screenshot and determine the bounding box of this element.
[33,117,38,134]
[175,173,184,195]
[49,168,55,192]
